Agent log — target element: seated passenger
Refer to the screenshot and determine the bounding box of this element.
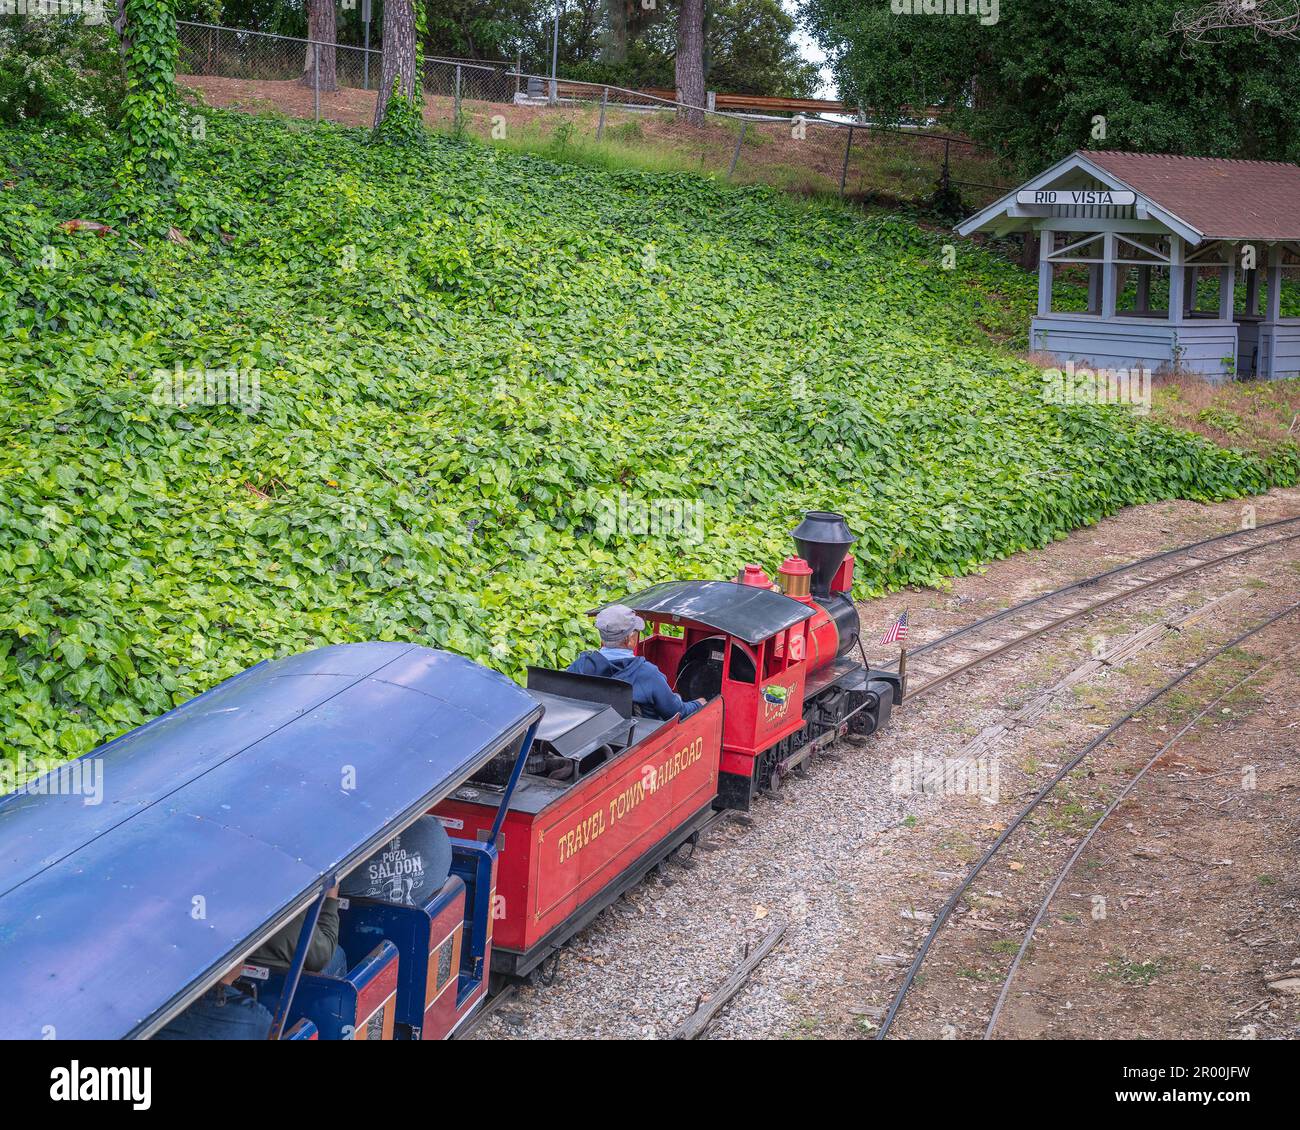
[153,961,273,1041]
[340,816,453,908]
[247,884,347,978]
[568,604,706,721]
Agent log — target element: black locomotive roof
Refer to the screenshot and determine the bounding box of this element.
[596,580,813,645]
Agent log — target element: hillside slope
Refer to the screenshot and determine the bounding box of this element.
[0,113,1288,756]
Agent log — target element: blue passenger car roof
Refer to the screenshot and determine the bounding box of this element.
[0,643,542,1039]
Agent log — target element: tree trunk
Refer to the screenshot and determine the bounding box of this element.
[373,0,419,130]
[114,0,129,57]
[675,0,705,126]
[604,0,629,64]
[301,0,339,92]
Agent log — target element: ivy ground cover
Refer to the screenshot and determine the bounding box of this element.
[1,111,1293,758]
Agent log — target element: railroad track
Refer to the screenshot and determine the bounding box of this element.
[876,600,1300,1040]
[983,633,1300,1039]
[895,515,1300,702]
[465,519,1299,1040]
[451,984,518,1041]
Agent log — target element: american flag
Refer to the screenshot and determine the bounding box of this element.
[880,610,909,645]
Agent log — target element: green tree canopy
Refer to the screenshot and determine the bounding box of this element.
[564,0,819,95]
[177,1,816,93]
[803,0,1300,173]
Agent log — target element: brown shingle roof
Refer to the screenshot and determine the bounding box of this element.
[1083,151,1300,242]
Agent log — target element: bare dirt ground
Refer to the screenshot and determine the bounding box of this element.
[177,75,991,200]
[467,487,1299,1041]
[990,659,1299,1040]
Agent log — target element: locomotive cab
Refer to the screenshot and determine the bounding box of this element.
[599,511,902,810]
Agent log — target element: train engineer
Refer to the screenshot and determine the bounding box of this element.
[567,604,708,721]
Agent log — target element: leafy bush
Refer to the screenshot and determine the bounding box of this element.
[0,15,124,128]
[0,111,1290,758]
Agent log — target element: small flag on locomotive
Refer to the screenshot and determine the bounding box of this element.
[880,610,910,645]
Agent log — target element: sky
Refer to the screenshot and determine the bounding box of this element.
[782,0,837,98]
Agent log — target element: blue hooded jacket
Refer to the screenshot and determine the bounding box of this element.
[567,648,702,721]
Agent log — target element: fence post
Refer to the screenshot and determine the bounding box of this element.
[597,86,609,141]
[840,125,854,197]
[727,121,748,180]
[362,0,372,90]
[313,44,320,123]
[516,51,522,97]
[455,63,462,128]
[942,138,951,195]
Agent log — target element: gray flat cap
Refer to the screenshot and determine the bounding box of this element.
[595,604,645,644]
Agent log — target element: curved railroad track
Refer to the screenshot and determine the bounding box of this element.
[982,635,1300,1039]
[876,601,1300,1040]
[895,515,1300,702]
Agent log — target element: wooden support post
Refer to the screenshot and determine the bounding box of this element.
[313,44,320,123]
[1219,260,1235,321]
[454,64,462,127]
[1168,236,1185,325]
[1037,227,1053,316]
[1101,232,1118,318]
[1245,266,1260,317]
[597,86,608,141]
[1266,245,1283,322]
[1264,244,1283,380]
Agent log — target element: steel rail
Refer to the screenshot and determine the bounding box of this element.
[450,983,518,1041]
[904,514,1300,663]
[983,631,1300,1039]
[901,522,1300,701]
[875,600,1300,1040]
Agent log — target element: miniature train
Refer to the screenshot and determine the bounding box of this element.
[0,511,900,1039]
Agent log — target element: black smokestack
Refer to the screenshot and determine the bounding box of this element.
[791,511,855,598]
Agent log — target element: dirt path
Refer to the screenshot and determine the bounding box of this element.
[177,75,981,199]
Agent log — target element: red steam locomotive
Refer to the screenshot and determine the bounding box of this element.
[434,511,902,983]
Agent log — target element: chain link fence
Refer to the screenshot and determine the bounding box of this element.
[176,21,1010,208]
